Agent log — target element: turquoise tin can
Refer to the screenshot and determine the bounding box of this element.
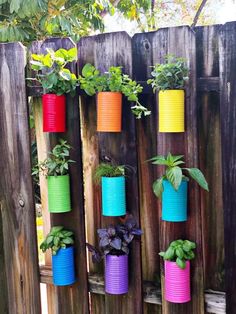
[102,176,126,216]
[162,180,188,222]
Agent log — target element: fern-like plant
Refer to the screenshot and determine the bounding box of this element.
[94,163,126,184]
[148,153,209,198]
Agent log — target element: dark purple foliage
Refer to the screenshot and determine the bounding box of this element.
[86,215,143,263]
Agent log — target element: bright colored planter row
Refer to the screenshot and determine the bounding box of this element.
[101,176,126,216]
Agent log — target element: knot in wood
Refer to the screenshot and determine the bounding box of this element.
[19,199,25,207]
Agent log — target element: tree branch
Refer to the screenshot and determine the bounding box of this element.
[191,0,208,27]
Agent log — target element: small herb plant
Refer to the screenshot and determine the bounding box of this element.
[159,239,196,269]
[40,226,74,255]
[86,216,143,263]
[148,153,209,198]
[32,139,74,177]
[79,63,151,119]
[147,55,189,91]
[29,47,78,95]
[94,163,126,184]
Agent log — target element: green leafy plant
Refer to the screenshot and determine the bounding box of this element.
[29,47,78,95]
[94,163,126,184]
[147,55,189,91]
[40,226,74,255]
[32,139,75,177]
[159,239,196,269]
[148,153,209,198]
[79,63,151,119]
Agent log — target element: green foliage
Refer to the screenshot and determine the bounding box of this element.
[79,63,151,119]
[147,55,189,91]
[148,153,209,198]
[29,47,78,95]
[32,139,75,177]
[94,163,126,184]
[159,239,196,269]
[40,225,74,255]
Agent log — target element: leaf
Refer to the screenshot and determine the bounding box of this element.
[164,246,175,260]
[166,166,183,190]
[185,168,209,191]
[152,177,164,198]
[176,247,184,259]
[176,257,186,269]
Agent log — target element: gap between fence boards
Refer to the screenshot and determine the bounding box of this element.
[40,266,225,314]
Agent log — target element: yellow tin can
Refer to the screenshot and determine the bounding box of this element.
[158,90,185,132]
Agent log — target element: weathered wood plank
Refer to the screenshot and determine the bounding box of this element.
[0,42,41,314]
[219,21,236,313]
[79,32,143,314]
[40,266,226,314]
[196,25,225,292]
[30,38,89,314]
[150,26,205,314]
[78,35,105,314]
[132,32,161,314]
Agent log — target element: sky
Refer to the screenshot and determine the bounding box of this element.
[104,0,236,35]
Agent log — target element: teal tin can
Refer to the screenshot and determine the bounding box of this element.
[102,176,126,216]
[162,180,188,222]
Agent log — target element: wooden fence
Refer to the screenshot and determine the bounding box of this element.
[1,22,236,314]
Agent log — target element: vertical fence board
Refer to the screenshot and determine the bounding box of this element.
[79,32,143,314]
[78,35,105,314]
[132,32,161,314]
[219,21,236,312]
[196,25,225,291]
[30,38,89,314]
[150,26,205,314]
[0,43,41,314]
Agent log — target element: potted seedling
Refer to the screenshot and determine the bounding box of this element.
[40,226,76,286]
[94,163,126,217]
[159,239,196,303]
[147,55,189,132]
[29,47,78,132]
[148,153,208,222]
[79,64,151,132]
[32,139,74,213]
[87,216,143,295]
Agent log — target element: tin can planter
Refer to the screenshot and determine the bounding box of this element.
[97,92,122,132]
[158,90,185,133]
[101,176,126,216]
[43,94,66,132]
[164,260,191,303]
[105,254,128,294]
[52,246,76,286]
[162,179,187,222]
[47,175,71,213]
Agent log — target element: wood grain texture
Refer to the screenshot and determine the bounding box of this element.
[149,26,205,313]
[196,25,225,291]
[219,21,236,313]
[132,32,161,314]
[30,38,89,314]
[78,32,143,314]
[0,42,41,314]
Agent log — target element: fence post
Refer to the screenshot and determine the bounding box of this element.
[30,38,89,314]
[219,21,236,312]
[0,43,41,313]
[78,32,143,314]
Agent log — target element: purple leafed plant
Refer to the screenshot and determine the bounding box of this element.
[86,215,143,263]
